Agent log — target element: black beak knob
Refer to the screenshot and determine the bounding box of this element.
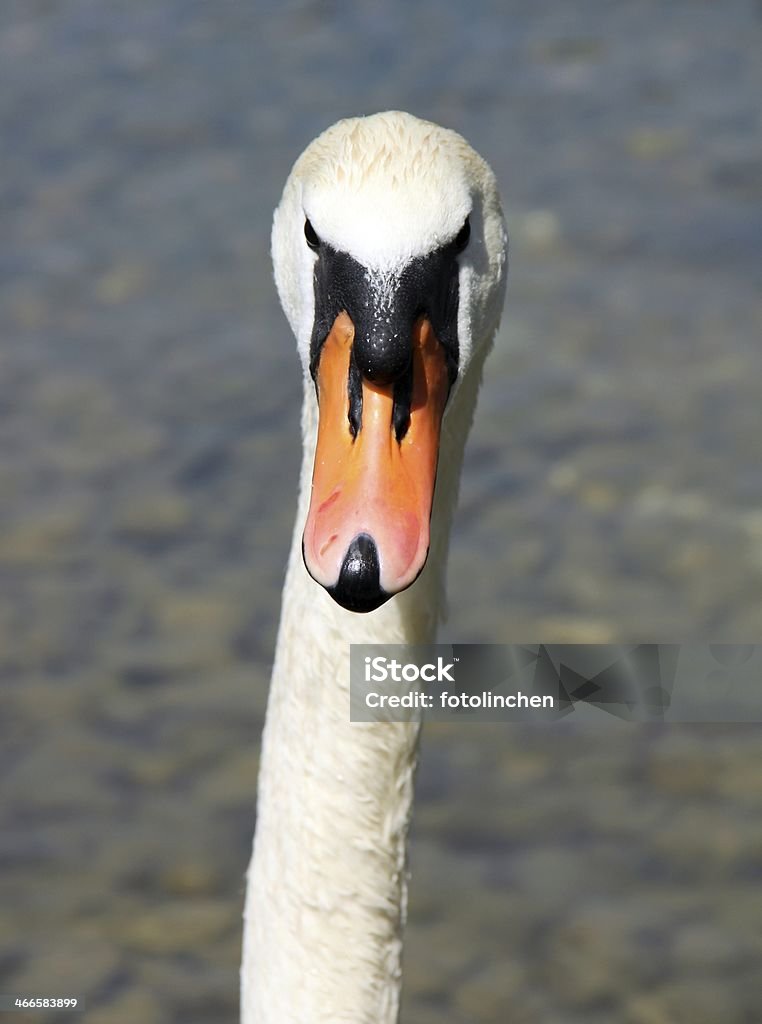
[327,533,391,613]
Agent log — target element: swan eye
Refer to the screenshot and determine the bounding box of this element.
[454,217,470,253]
[304,219,321,250]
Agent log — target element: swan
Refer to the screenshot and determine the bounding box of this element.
[241,111,508,1024]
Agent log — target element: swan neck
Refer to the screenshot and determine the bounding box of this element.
[242,355,487,1023]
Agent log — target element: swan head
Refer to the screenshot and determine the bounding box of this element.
[272,111,507,613]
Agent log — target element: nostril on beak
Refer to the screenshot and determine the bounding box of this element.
[392,361,413,442]
[347,349,363,439]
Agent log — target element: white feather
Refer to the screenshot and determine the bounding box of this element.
[242,111,507,1024]
[272,111,507,384]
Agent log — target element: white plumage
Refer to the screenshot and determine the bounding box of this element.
[242,111,507,1024]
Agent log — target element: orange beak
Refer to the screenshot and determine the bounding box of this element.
[302,310,450,612]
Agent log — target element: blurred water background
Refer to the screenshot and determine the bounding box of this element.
[1,1,762,1021]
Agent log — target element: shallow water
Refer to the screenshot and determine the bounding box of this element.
[1,1,762,1021]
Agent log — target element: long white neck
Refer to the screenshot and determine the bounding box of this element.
[241,349,489,1023]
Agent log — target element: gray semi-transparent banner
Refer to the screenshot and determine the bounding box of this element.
[349,645,761,723]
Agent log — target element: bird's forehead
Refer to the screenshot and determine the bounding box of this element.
[304,181,470,272]
[296,119,472,271]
